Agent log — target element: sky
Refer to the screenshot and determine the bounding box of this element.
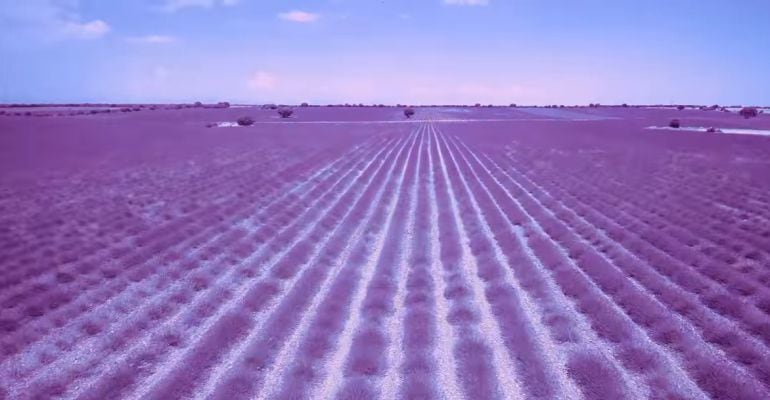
[1,0,769,105]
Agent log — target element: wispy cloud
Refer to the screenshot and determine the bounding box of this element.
[125,34,177,44]
[443,0,489,5]
[161,0,239,12]
[248,71,278,90]
[0,1,110,40]
[278,10,320,23]
[62,19,110,39]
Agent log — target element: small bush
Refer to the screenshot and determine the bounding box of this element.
[677,105,685,111]
[669,119,681,128]
[277,108,293,118]
[621,103,628,108]
[300,102,309,107]
[404,107,415,118]
[474,103,481,107]
[739,107,758,118]
[217,101,230,108]
[194,101,203,107]
[706,127,722,133]
[237,116,255,126]
[510,103,517,107]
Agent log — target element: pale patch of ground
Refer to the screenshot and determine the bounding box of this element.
[646,126,770,136]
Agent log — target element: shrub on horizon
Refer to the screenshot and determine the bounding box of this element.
[300,102,309,107]
[677,105,685,111]
[237,116,255,126]
[217,101,230,108]
[278,108,294,118]
[706,127,722,133]
[739,107,758,118]
[194,101,203,107]
[669,119,681,128]
[404,107,415,119]
[510,103,517,107]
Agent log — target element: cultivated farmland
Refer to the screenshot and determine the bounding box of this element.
[1,106,769,399]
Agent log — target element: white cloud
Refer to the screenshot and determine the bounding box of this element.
[126,35,177,44]
[278,10,320,23]
[0,0,110,40]
[161,0,239,12]
[248,71,278,90]
[63,19,110,39]
[443,0,489,5]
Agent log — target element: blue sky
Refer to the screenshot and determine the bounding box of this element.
[1,0,769,105]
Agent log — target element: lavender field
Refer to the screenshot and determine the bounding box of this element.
[1,106,770,400]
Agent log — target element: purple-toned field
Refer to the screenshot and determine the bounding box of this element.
[1,106,770,400]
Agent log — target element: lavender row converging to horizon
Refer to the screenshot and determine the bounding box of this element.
[1,106,769,400]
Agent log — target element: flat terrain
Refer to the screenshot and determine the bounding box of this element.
[1,106,770,399]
